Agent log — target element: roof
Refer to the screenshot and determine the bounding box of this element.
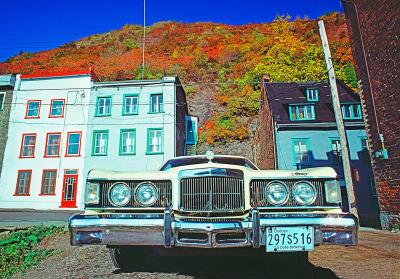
[263,79,362,125]
[20,68,99,81]
[93,76,178,88]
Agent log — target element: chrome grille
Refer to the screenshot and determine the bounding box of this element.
[250,179,325,207]
[180,176,244,212]
[88,180,172,208]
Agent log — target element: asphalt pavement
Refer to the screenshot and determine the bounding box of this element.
[0,209,80,228]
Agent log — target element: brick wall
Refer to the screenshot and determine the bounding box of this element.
[342,0,400,229]
[254,76,276,170]
[0,89,13,176]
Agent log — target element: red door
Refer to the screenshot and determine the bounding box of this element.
[60,170,78,208]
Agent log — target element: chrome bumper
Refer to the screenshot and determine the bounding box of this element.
[69,209,358,248]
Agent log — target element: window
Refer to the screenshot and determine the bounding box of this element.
[147,128,163,154]
[293,139,310,166]
[289,104,315,121]
[331,139,342,163]
[0,92,5,110]
[20,134,36,158]
[186,120,195,142]
[341,104,362,120]
[45,133,61,157]
[66,132,82,156]
[123,95,139,115]
[119,129,136,155]
[150,94,163,113]
[49,99,65,118]
[41,170,57,195]
[361,137,371,164]
[95,97,111,116]
[15,170,32,195]
[92,130,109,156]
[25,100,41,118]
[306,88,319,102]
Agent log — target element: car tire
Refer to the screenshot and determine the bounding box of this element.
[109,247,148,271]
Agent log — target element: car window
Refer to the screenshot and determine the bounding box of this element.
[160,158,209,170]
[160,157,258,171]
[212,157,258,170]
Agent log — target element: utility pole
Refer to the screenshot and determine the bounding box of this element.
[141,0,146,79]
[318,20,358,217]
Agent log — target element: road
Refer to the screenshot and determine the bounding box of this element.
[0,209,79,228]
[12,229,400,279]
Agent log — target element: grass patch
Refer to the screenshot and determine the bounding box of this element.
[0,225,64,278]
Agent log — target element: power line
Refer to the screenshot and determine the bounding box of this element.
[141,0,146,79]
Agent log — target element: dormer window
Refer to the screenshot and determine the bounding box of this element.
[289,104,316,121]
[341,103,362,120]
[306,88,319,102]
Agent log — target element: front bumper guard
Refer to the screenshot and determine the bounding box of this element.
[69,209,358,248]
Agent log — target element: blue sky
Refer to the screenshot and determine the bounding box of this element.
[0,0,343,62]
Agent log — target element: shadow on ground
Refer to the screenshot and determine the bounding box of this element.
[112,254,340,279]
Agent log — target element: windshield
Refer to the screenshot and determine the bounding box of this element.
[160,156,258,171]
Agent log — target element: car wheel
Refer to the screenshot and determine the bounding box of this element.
[109,247,149,271]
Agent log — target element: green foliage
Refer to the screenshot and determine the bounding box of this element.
[227,85,260,117]
[391,221,400,233]
[342,62,358,89]
[184,84,197,95]
[134,66,163,80]
[123,38,138,50]
[0,225,64,278]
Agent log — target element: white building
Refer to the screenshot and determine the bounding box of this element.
[0,70,96,210]
[0,73,197,210]
[84,77,197,174]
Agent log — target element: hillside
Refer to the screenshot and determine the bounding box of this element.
[0,13,356,157]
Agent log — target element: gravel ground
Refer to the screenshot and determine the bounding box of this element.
[13,230,400,279]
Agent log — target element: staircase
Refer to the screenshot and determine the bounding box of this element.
[185,144,197,156]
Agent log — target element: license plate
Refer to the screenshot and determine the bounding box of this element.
[266,226,314,252]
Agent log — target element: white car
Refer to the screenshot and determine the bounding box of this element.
[69,152,358,269]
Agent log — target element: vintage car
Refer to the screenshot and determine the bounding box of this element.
[69,152,358,269]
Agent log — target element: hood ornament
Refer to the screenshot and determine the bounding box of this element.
[205,151,215,161]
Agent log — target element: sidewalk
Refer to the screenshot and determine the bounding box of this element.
[0,209,81,228]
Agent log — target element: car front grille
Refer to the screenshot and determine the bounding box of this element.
[250,179,325,207]
[87,180,172,208]
[179,176,245,212]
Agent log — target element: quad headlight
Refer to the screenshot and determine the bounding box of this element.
[264,181,289,205]
[134,182,158,206]
[85,182,100,204]
[292,181,317,205]
[109,182,131,207]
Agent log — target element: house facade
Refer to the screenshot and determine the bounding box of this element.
[0,70,95,210]
[0,74,16,178]
[342,0,400,229]
[255,76,380,227]
[0,73,197,210]
[84,77,197,175]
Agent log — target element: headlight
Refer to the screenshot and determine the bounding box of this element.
[109,182,131,207]
[324,180,341,204]
[85,182,100,204]
[134,182,158,206]
[264,181,289,205]
[292,181,317,205]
